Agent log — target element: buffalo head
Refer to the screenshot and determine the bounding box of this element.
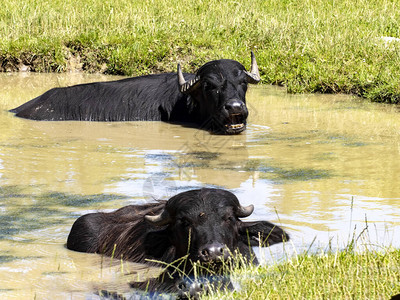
[144,188,288,270]
[177,52,260,134]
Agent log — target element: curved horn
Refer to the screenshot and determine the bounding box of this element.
[244,51,261,84]
[144,209,171,226]
[177,63,200,94]
[177,63,186,86]
[236,204,254,218]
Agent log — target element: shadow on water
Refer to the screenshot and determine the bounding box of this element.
[0,185,129,240]
[0,255,43,264]
[37,191,128,207]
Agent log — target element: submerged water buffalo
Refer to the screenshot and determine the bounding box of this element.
[67,188,289,296]
[10,52,261,134]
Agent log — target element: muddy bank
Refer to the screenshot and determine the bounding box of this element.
[0,47,108,73]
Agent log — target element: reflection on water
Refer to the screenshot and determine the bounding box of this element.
[1,73,400,298]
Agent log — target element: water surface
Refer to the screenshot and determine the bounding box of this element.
[1,73,399,299]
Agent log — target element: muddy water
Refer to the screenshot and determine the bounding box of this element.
[1,73,400,299]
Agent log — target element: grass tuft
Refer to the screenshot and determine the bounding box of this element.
[203,226,400,299]
[1,0,400,102]
[208,247,400,299]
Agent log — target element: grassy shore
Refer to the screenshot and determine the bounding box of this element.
[204,246,400,299]
[1,0,400,103]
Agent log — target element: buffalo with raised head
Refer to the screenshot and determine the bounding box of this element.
[10,53,261,134]
[67,188,289,296]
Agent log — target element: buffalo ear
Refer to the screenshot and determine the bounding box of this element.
[144,229,172,258]
[239,221,289,247]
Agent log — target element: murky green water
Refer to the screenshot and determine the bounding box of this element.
[1,73,399,299]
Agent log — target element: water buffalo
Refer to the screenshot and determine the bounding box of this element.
[10,53,261,134]
[67,188,289,296]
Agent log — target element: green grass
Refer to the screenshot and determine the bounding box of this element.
[1,0,400,103]
[203,246,400,299]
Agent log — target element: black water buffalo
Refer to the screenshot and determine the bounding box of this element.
[67,188,289,296]
[10,53,261,134]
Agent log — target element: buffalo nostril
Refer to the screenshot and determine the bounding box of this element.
[177,282,186,290]
[199,247,212,261]
[199,243,228,262]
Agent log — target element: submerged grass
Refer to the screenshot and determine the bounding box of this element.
[206,202,400,299]
[1,0,400,102]
[204,246,400,299]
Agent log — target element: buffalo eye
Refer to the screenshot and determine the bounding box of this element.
[239,80,248,90]
[178,217,191,228]
[224,215,237,224]
[203,81,220,93]
[203,82,213,90]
